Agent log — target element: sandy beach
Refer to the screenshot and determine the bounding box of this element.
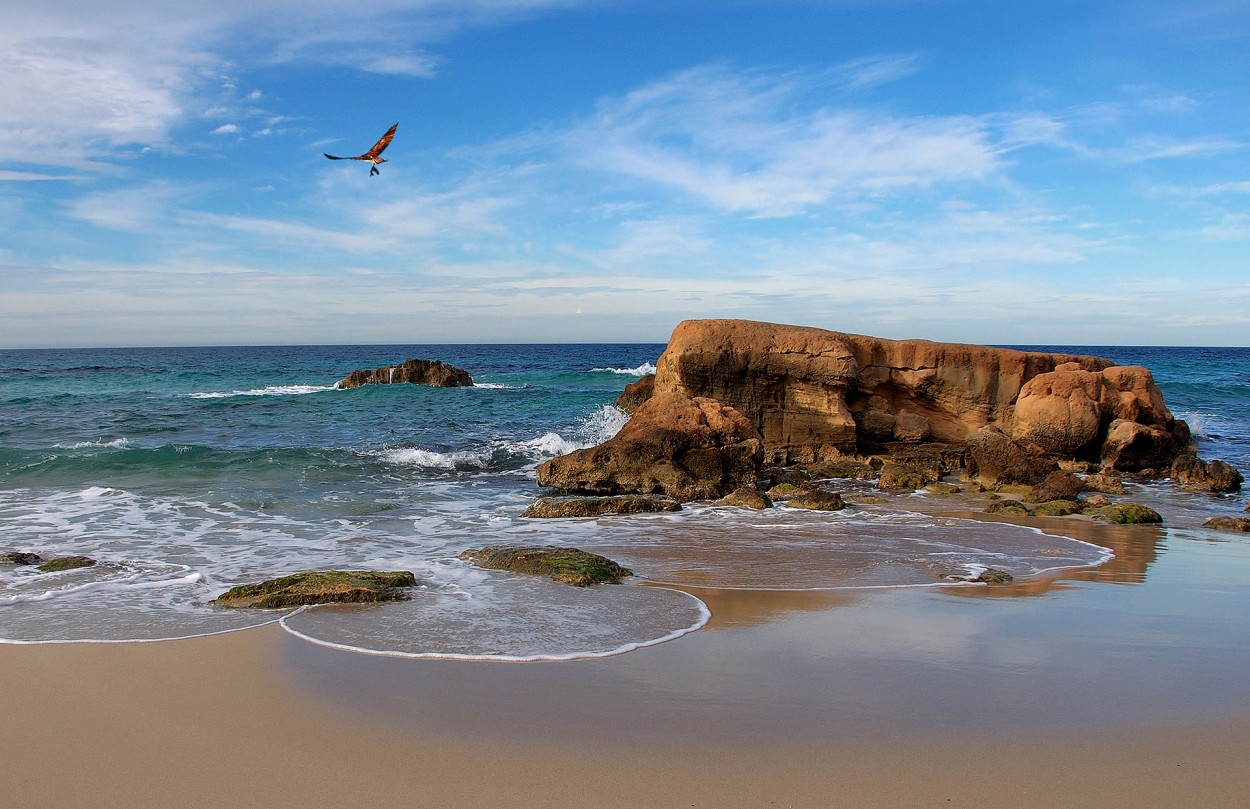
[6,512,1250,808]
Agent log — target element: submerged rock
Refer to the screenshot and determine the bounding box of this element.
[1,551,44,565]
[521,495,681,518]
[36,556,97,573]
[337,359,473,389]
[1202,516,1250,533]
[458,546,632,586]
[211,570,417,609]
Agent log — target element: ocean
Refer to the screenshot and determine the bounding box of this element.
[2,343,1248,659]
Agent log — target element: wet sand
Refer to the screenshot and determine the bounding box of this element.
[5,512,1250,808]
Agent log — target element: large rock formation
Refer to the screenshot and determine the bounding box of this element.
[338,359,473,389]
[633,320,1191,484]
[536,391,763,501]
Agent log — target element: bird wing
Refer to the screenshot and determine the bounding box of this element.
[361,123,398,160]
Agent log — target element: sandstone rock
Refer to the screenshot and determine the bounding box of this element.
[653,319,1114,465]
[1202,517,1250,533]
[803,458,879,480]
[891,410,931,443]
[338,359,473,389]
[966,426,1057,487]
[535,392,763,501]
[762,467,813,487]
[36,556,97,573]
[1082,494,1112,509]
[925,482,962,494]
[877,464,933,492]
[458,546,632,586]
[211,570,417,609]
[1009,367,1104,456]
[766,482,806,499]
[1082,473,1126,494]
[1026,471,1085,503]
[786,487,846,511]
[1100,420,1185,472]
[615,374,655,414]
[1171,455,1243,493]
[716,486,774,510]
[521,495,681,518]
[1033,500,1080,517]
[1,551,44,565]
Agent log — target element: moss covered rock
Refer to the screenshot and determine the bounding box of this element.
[984,500,1033,516]
[1033,500,1080,517]
[1085,503,1163,524]
[715,486,774,510]
[458,546,632,586]
[211,570,417,609]
[521,495,681,519]
[877,464,933,492]
[36,556,97,573]
[786,488,846,511]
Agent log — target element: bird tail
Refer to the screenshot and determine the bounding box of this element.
[324,154,347,160]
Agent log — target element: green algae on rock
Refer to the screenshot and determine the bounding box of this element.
[786,488,847,511]
[2,551,44,565]
[1085,503,1163,524]
[211,570,418,609]
[715,486,774,510]
[458,546,633,586]
[36,556,97,573]
[521,494,681,519]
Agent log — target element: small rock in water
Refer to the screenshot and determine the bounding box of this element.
[211,570,418,609]
[521,495,681,518]
[36,556,97,573]
[458,546,633,586]
[1084,502,1163,524]
[715,486,773,510]
[786,487,846,511]
[1,551,44,565]
[1202,516,1250,533]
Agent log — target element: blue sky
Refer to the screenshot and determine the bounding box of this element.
[2,0,1248,348]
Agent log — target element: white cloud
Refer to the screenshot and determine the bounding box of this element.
[564,65,1002,217]
[211,123,241,135]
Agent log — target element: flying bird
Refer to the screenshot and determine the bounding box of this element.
[324,122,398,176]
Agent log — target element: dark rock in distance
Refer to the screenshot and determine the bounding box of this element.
[211,570,417,609]
[521,495,681,518]
[338,359,473,389]
[1202,516,1250,533]
[1,551,44,565]
[36,556,97,573]
[458,546,632,586]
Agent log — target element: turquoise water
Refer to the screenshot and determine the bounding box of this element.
[1,344,1247,657]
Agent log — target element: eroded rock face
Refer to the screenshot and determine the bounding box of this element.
[646,320,1192,485]
[338,359,473,389]
[535,392,763,501]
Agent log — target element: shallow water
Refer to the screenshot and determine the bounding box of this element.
[2,343,1248,658]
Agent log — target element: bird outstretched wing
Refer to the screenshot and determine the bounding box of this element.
[324,123,398,162]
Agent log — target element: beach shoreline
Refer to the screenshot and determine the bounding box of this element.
[6,509,1250,808]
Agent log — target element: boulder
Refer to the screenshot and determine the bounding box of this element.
[1084,503,1163,525]
[36,556,97,573]
[521,495,681,518]
[786,488,846,511]
[338,359,473,389]
[1202,516,1250,533]
[984,500,1032,516]
[1033,500,1080,517]
[1026,471,1085,503]
[966,426,1057,487]
[458,546,632,586]
[211,570,417,609]
[716,486,774,510]
[877,464,933,492]
[615,374,655,414]
[535,392,763,501]
[1,551,44,565]
[1171,455,1243,493]
[1082,473,1126,494]
[1100,420,1186,472]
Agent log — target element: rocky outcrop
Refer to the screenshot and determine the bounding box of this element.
[641,320,1192,486]
[615,374,655,414]
[521,495,681,518]
[458,546,632,586]
[1171,455,1243,493]
[211,570,417,608]
[535,392,763,501]
[338,359,473,389]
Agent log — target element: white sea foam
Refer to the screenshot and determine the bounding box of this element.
[472,382,526,390]
[185,384,338,399]
[590,362,657,376]
[53,438,131,450]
